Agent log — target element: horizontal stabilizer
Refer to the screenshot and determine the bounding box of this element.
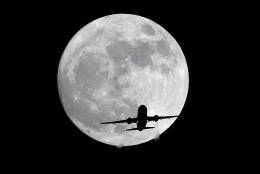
[143,127,155,129]
[126,127,155,131]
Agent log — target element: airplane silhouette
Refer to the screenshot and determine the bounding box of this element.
[101,105,178,131]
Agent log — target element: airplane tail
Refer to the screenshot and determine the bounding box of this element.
[126,127,155,131]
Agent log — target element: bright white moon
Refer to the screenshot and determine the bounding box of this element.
[58,14,189,147]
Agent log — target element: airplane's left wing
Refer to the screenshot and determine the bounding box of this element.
[126,127,155,131]
[100,117,138,125]
[147,115,178,122]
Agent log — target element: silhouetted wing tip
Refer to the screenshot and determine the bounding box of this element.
[100,122,112,124]
[100,120,126,124]
[159,116,179,119]
[126,128,139,131]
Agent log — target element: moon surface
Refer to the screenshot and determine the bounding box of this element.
[57,14,189,147]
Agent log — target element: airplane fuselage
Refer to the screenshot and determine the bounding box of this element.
[136,105,148,131]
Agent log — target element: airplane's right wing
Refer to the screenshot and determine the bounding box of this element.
[147,115,178,122]
[100,117,138,125]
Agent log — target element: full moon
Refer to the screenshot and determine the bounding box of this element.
[57,14,189,146]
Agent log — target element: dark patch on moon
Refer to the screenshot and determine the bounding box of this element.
[155,40,172,57]
[106,38,156,68]
[160,64,171,74]
[106,40,133,62]
[131,41,155,68]
[141,24,155,36]
[74,52,107,92]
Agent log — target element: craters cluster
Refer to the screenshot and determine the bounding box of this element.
[105,38,156,102]
[103,34,180,107]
